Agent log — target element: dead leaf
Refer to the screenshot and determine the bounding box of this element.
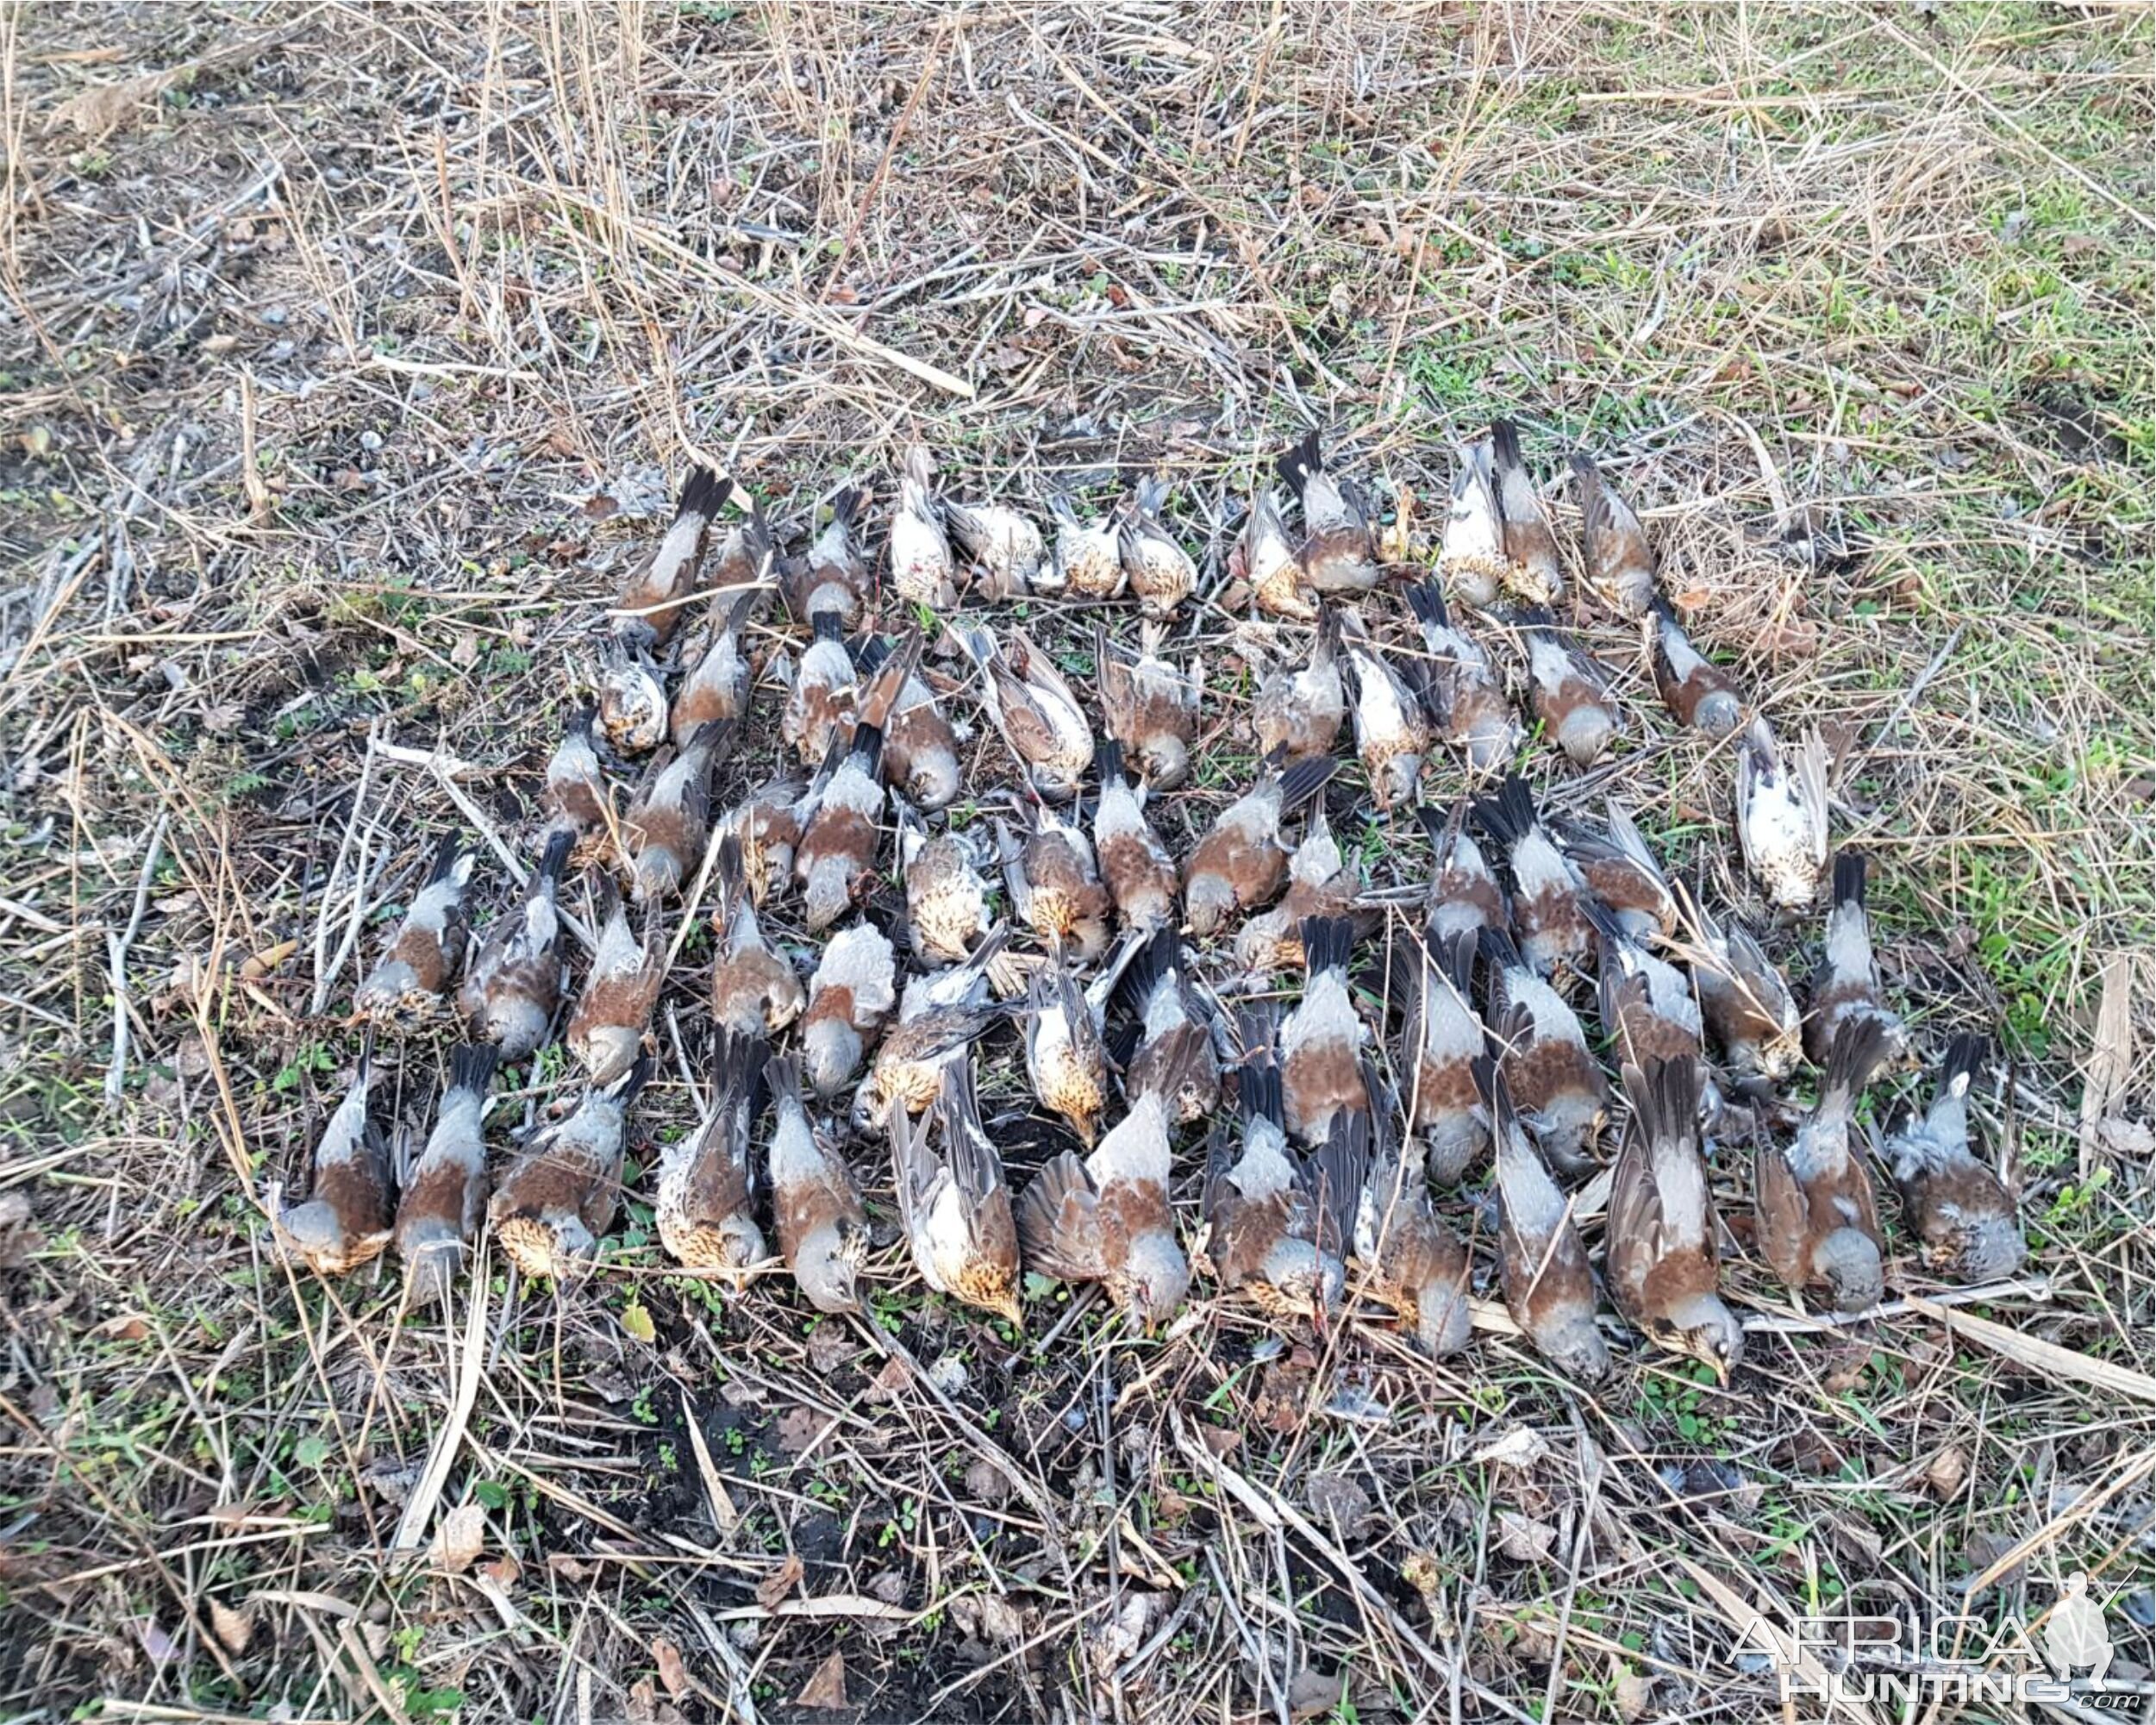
[774,1405,827,1456]
[805,1323,853,1376]
[430,1501,484,1575]
[1197,1424,1241,1459]
[1613,1666,1653,1721]
[756,1553,803,1611]
[49,66,183,138]
[794,1649,847,1709]
[1303,1472,1371,1529]
[866,1353,909,1402]
[547,1553,594,1583]
[582,493,621,522]
[240,941,297,981]
[1472,1425,1551,1471]
[1926,1444,1970,1501]
[1287,1666,1340,1720]
[963,1457,1011,1506]
[208,1599,253,1656]
[652,1636,689,1702]
[1494,1509,1558,1563]
[2081,954,2132,1178]
[481,1554,520,1589]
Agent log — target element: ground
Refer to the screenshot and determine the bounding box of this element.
[3,4,2153,1723]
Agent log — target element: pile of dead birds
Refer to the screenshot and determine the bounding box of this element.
[272,424,2026,1384]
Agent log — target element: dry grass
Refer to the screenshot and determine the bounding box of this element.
[3,3,2152,1722]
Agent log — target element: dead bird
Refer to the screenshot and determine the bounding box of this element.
[1277,429,1378,595]
[1880,1034,2023,1284]
[1555,801,1677,941]
[1755,1018,1890,1315]
[1609,1056,1745,1383]
[1415,800,1509,943]
[1098,622,1200,790]
[960,625,1094,804]
[270,1036,392,1277]
[541,701,610,841]
[1049,492,1125,601]
[899,799,993,964]
[626,718,735,903]
[856,628,961,813]
[854,930,1011,1132]
[709,833,805,1037]
[566,877,665,1087]
[1239,486,1315,621]
[354,834,475,1023]
[1394,924,1490,1186]
[1520,609,1622,769]
[1735,717,1831,911]
[893,1059,1023,1327]
[595,629,671,758]
[656,1025,769,1279]
[1483,928,1609,1179]
[1652,601,1745,738]
[1093,741,1180,935]
[781,611,859,770]
[1249,605,1347,764]
[767,1052,869,1314]
[794,723,888,935]
[459,828,572,1062]
[1678,883,1801,1086]
[1279,917,1372,1147]
[1805,851,1909,1067]
[800,921,898,1102]
[1120,925,1222,1127]
[393,1043,499,1308]
[890,445,957,609]
[947,494,1045,600]
[1118,474,1199,619]
[1490,420,1562,605]
[716,772,807,908]
[1234,798,1363,974]
[1439,440,1509,610]
[1338,614,1432,812]
[1403,579,1519,778]
[490,1056,651,1281]
[1478,1057,1610,1383]
[1024,959,1115,1148]
[1184,754,1339,940]
[1000,801,1113,961]
[1567,452,1658,616]
[615,466,725,649]
[783,485,871,628]
[1350,1079,1473,1358]
[672,589,764,747]
[1473,773,1592,984]
[1588,899,1715,1098]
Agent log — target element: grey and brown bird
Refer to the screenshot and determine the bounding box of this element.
[490,1056,651,1281]
[1735,717,1831,910]
[1394,924,1489,1185]
[893,1060,1023,1326]
[1555,802,1676,941]
[856,629,961,813]
[1249,604,1346,762]
[1568,453,1656,617]
[615,466,725,649]
[1277,430,1378,595]
[1678,884,1801,1086]
[1490,420,1563,605]
[1652,602,1745,738]
[947,494,1044,600]
[566,877,665,1086]
[1520,610,1622,769]
[1589,900,1713,1091]
[1755,1018,1890,1314]
[1439,441,1508,610]
[1483,928,1609,1179]
[1025,959,1115,1147]
[1609,1057,1745,1383]
[354,835,475,1023]
[1881,1034,2022,1284]
[1119,475,1199,618]
[1806,852,1908,1067]
[1478,1058,1610,1382]
[794,722,888,935]
[656,1025,770,1280]
[270,1037,392,1276]
[1049,492,1125,600]
[1001,801,1113,961]
[1120,926,1222,1127]
[899,800,992,964]
[459,828,572,1061]
[716,772,807,908]
[1184,754,1338,940]
[854,930,1010,1132]
[626,718,735,903]
[1093,741,1180,936]
[800,921,898,1101]
[541,701,610,842]
[1474,774,1592,984]
[1238,486,1315,620]
[1403,580,1519,778]
[709,833,805,1036]
[1415,801,1509,942]
[1234,799,1362,974]
[672,588,763,747]
[767,1052,869,1314]
[595,630,670,758]
[393,1043,498,1307]
[890,445,957,609]
[783,485,871,628]
[782,610,858,770]
[1099,622,1199,791]
[960,626,1094,804]
[1279,917,1372,1147]
[1350,1074,1473,1357]
[1338,615,1431,813]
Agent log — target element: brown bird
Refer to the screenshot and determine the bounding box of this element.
[1490,421,1563,604]
[354,835,475,1023]
[782,610,858,770]
[1609,1056,1745,1382]
[1415,801,1509,942]
[801,921,897,1101]
[1473,774,1592,984]
[783,486,871,628]
[270,1037,392,1276]
[1520,610,1622,768]
[459,828,572,1061]
[1049,493,1125,600]
[890,445,957,609]
[595,630,670,758]
[794,722,888,935]
[704,482,773,596]
[1678,884,1801,1086]
[1001,801,1113,961]
[1590,900,1711,1090]
[1098,622,1200,790]
[1024,959,1114,1147]
[1234,799,1362,974]
[1483,928,1609,1179]
[1806,851,1908,1067]
[1093,741,1180,935]
[709,834,805,1036]
[1250,605,1347,761]
[1120,926,1222,1127]
[1350,1074,1473,1357]
[490,1056,651,1281]
[854,930,1010,1132]
[1119,475,1199,619]
[1555,802,1676,941]
[1403,580,1519,778]
[1238,486,1315,621]
[1339,617,1430,812]
[566,877,665,1087]
[1568,453,1656,617]
[656,1025,769,1279]
[672,589,763,747]
[1755,1017,1890,1314]
[626,719,735,904]
[615,466,725,649]
[1439,441,1508,610]
[716,772,807,909]
[1735,717,1831,911]
[1651,601,1745,738]
[893,1059,1023,1327]
[856,629,962,813]
[1277,430,1378,594]
[767,1052,869,1314]
[393,1043,498,1308]
[1279,916,1372,1147]
[960,625,1094,804]
[899,800,992,964]
[1394,924,1489,1185]
[1478,1057,1610,1382]
[1184,754,1338,939]
[947,495,1044,600]
[1881,1034,2023,1284]
[541,701,610,841]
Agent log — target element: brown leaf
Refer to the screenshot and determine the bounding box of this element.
[1197,1424,1241,1459]
[49,67,182,138]
[547,1553,594,1583]
[755,1553,803,1611]
[240,941,297,981]
[208,1599,253,1656]
[481,1554,520,1589]
[774,1405,827,1456]
[1925,1445,1970,1501]
[1614,1666,1653,1721]
[794,1649,847,1709]
[430,1501,485,1575]
[866,1353,909,1402]
[582,493,621,522]
[652,1636,689,1702]
[1494,1509,1558,1563]
[1303,1472,1371,1529]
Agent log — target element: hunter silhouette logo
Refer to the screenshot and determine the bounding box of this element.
[2044,1574,2112,1684]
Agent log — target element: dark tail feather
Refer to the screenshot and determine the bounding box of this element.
[811,609,845,647]
[1490,419,1525,477]
[764,1051,803,1111]
[1312,602,1343,665]
[1236,1047,1285,1130]
[1276,753,1339,814]
[1568,453,1610,538]
[1833,849,1868,910]
[1478,923,1526,977]
[1472,772,1538,851]
[1940,1033,1988,1095]
[1823,1018,1890,1105]
[566,698,597,743]
[678,466,728,521]
[828,485,864,532]
[1628,1054,1702,1151]
[842,722,885,783]
[1118,923,1178,1012]
[1404,579,1452,637]
[1275,428,1322,503]
[1299,916,1354,978]
[427,832,470,884]
[448,1042,499,1097]
[855,633,891,675]
[1096,737,1127,786]
[1412,803,1448,851]
[1438,927,1477,999]
[609,1050,656,1107]
[537,826,575,884]
[1305,1108,1372,1248]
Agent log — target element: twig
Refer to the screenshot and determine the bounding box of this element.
[103,813,168,1108]
[309,719,382,1016]
[392,1243,491,1552]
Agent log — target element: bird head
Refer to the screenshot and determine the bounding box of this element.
[1542,1316,1614,1385]
[1817,1227,1885,1316]
[577,1025,646,1092]
[795,1225,864,1316]
[802,1019,863,1102]
[1113,1233,1192,1334]
[1665,1303,1747,1387]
